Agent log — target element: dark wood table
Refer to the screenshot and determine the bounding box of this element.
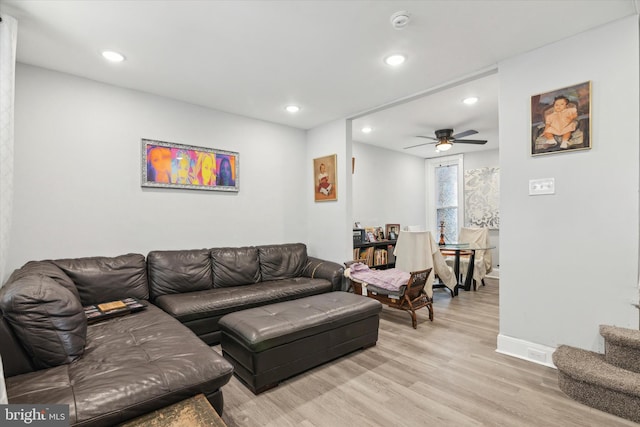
[439,243,495,295]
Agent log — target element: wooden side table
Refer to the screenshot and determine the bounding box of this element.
[119,394,226,427]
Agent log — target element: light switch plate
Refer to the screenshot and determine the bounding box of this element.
[529,178,555,195]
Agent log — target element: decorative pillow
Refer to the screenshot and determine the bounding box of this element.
[0,274,87,369]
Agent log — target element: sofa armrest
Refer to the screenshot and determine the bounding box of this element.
[302,257,344,291]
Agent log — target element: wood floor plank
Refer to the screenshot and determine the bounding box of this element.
[216,283,638,426]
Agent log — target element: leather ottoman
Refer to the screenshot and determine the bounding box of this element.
[218,291,382,394]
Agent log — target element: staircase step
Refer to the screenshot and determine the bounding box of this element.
[553,345,640,423]
[600,325,640,373]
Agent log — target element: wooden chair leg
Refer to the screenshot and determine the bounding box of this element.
[427,302,434,321]
[404,296,418,329]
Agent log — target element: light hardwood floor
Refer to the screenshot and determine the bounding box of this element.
[215,282,637,427]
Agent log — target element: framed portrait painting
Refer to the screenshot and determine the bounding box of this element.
[313,154,337,202]
[385,224,400,240]
[531,81,591,156]
[141,139,239,192]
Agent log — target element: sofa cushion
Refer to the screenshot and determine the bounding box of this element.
[154,277,333,323]
[7,260,80,301]
[52,254,148,306]
[0,274,87,369]
[147,249,212,299]
[211,247,261,288]
[258,243,307,281]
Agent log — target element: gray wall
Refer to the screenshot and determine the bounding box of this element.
[9,64,311,275]
[306,119,353,264]
[351,141,426,231]
[498,15,639,362]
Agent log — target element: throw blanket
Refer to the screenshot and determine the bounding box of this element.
[349,263,410,292]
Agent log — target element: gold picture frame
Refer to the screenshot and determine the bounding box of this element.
[313,154,337,202]
[531,81,591,156]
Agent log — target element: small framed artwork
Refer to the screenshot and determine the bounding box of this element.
[385,224,400,241]
[531,81,591,156]
[314,154,337,202]
[142,139,239,192]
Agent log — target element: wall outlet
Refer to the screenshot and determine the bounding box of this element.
[527,348,547,363]
[529,178,555,195]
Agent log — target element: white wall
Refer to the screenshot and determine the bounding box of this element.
[306,119,352,264]
[498,16,639,364]
[463,148,500,268]
[351,141,426,230]
[9,64,309,276]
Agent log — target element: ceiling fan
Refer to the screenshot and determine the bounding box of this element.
[404,129,487,151]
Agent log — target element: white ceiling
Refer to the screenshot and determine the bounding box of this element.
[1,0,637,158]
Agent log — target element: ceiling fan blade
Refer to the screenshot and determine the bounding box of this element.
[404,141,436,149]
[451,129,478,139]
[416,135,438,140]
[455,139,487,144]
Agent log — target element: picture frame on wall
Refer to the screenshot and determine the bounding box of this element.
[313,154,337,202]
[141,139,239,192]
[530,81,591,156]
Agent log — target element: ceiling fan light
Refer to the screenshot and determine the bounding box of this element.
[436,141,452,151]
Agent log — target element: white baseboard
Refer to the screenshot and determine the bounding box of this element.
[496,334,557,368]
[485,267,499,279]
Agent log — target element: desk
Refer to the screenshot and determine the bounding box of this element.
[439,244,495,295]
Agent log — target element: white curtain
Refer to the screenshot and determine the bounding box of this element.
[0,15,17,291]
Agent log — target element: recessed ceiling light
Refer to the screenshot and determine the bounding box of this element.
[384,54,406,66]
[101,50,125,62]
[285,105,300,113]
[361,126,373,133]
[463,97,478,105]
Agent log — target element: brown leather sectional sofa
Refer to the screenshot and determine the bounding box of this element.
[0,243,343,426]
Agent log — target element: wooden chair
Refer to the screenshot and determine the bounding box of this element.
[345,264,433,329]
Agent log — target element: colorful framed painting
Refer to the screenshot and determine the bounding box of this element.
[531,81,591,156]
[313,154,337,202]
[141,139,239,192]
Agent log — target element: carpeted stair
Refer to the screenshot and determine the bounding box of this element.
[553,325,640,423]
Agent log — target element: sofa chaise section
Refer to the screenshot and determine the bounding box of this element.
[0,254,233,426]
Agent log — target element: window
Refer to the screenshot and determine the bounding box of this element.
[426,155,463,243]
